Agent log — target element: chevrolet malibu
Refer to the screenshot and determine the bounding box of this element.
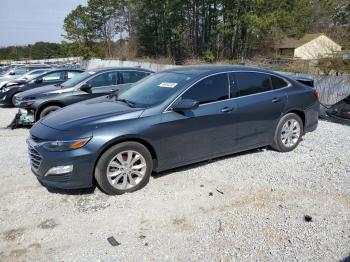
[27,65,319,195]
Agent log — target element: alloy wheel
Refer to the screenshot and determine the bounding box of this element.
[106,150,147,190]
[281,119,301,147]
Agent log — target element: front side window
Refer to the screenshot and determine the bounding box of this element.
[235,72,272,96]
[87,71,118,88]
[182,73,229,104]
[42,72,63,82]
[120,71,149,84]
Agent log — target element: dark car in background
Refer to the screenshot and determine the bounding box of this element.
[0,69,83,106]
[27,65,320,195]
[16,67,153,122]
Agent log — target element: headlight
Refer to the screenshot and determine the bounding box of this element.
[2,87,10,92]
[42,137,92,152]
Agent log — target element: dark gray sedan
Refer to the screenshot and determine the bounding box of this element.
[28,65,319,195]
[15,67,153,122]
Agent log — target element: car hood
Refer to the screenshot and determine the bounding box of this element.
[16,84,71,100]
[41,96,144,131]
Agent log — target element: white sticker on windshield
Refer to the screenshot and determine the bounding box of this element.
[158,82,178,88]
[88,71,96,75]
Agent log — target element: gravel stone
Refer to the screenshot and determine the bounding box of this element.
[0,107,349,261]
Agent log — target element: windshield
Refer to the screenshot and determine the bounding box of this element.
[61,71,92,88]
[118,72,193,107]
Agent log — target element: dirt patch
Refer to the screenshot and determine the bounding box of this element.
[173,217,192,231]
[2,227,26,242]
[38,219,58,230]
[74,195,111,213]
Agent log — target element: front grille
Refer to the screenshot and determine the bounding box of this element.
[45,173,72,182]
[28,144,42,171]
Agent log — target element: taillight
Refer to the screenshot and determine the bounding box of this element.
[314,91,320,100]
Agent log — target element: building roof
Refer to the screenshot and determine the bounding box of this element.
[275,33,340,49]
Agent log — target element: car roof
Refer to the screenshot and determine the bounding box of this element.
[44,68,84,73]
[162,64,277,77]
[87,67,154,73]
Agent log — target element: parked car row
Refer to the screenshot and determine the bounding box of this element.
[1,64,320,195]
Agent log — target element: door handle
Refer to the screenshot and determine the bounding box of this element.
[221,107,234,113]
[272,98,281,103]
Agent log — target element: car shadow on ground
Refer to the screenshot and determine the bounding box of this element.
[42,147,268,195]
[319,116,350,127]
[44,186,96,195]
[152,146,268,180]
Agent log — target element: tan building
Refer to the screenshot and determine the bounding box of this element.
[275,33,342,60]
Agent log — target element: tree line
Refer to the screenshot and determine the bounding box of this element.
[0,0,349,62]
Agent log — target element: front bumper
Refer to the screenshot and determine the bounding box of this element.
[27,136,96,190]
[0,90,13,105]
[17,109,35,125]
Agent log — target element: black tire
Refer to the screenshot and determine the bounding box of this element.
[95,142,153,195]
[11,93,20,106]
[39,105,61,119]
[272,113,303,152]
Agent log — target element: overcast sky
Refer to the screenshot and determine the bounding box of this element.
[0,0,87,47]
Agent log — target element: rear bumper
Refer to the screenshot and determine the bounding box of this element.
[304,102,320,133]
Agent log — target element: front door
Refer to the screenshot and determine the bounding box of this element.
[155,73,239,169]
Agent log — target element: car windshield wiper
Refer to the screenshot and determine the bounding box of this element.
[115,98,137,108]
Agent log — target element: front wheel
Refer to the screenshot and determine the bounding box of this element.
[39,105,61,119]
[95,142,153,195]
[11,93,20,106]
[272,113,303,152]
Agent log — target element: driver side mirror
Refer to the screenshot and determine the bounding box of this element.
[80,83,92,93]
[173,99,199,112]
[9,71,15,75]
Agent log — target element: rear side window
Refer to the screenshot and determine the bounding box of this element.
[67,71,81,79]
[182,73,229,104]
[120,71,148,84]
[271,75,288,89]
[235,72,272,96]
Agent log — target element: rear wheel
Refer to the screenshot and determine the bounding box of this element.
[272,113,303,152]
[95,142,153,195]
[39,105,61,119]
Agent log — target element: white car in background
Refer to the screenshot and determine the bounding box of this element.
[0,68,51,89]
[0,65,51,89]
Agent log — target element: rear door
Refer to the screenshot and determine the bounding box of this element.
[232,72,287,148]
[118,70,151,93]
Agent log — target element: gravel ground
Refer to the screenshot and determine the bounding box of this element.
[0,107,349,262]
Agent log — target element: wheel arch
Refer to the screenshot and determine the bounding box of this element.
[285,109,305,130]
[35,101,65,121]
[92,136,158,184]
